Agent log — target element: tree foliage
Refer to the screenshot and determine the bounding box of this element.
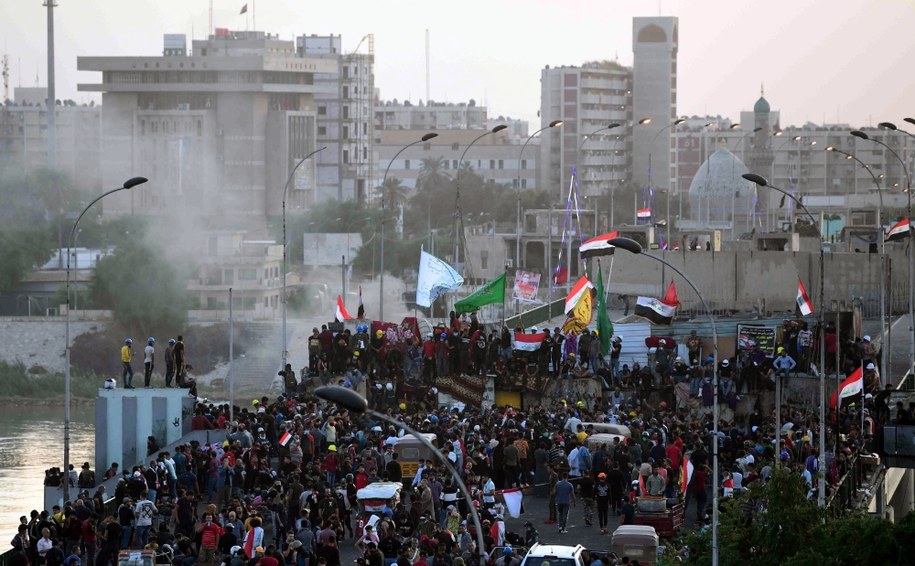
[88,227,191,336]
[684,467,915,565]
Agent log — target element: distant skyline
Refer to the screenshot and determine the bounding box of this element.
[2,0,914,129]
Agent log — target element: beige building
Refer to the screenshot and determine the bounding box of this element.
[77,31,336,231]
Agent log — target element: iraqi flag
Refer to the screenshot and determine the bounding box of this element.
[279,431,292,447]
[797,278,814,316]
[637,208,652,219]
[553,266,569,286]
[579,231,619,259]
[680,454,694,495]
[829,366,864,409]
[357,286,365,319]
[335,295,354,322]
[635,296,677,325]
[513,331,547,352]
[564,276,594,314]
[885,218,912,242]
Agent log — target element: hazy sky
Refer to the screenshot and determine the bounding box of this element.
[2,0,914,129]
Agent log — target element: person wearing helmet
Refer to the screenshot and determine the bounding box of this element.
[368,328,385,376]
[121,339,135,389]
[595,471,611,533]
[164,338,177,387]
[351,325,370,371]
[143,337,156,388]
[436,332,450,378]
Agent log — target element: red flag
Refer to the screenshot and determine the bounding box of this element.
[553,266,568,286]
[661,281,680,307]
[335,295,353,321]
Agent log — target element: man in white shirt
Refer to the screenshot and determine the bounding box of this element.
[133,491,158,548]
[143,338,156,388]
[567,446,581,477]
[481,473,496,509]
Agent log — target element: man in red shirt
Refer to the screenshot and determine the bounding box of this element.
[196,512,224,566]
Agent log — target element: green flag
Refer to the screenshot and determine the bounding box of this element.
[454,272,506,314]
[596,264,613,355]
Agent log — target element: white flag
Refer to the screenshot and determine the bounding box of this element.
[416,250,464,308]
[501,488,523,518]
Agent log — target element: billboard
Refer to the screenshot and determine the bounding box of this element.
[512,270,541,303]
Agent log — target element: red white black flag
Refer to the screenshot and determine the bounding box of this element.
[885,218,912,242]
[797,278,814,316]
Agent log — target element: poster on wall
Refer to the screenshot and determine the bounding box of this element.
[737,324,777,358]
[512,270,541,303]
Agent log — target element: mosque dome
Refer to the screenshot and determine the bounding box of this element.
[754,95,770,114]
[688,147,758,222]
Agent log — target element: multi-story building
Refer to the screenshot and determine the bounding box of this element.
[538,61,633,202]
[631,16,679,199]
[77,30,336,232]
[297,34,375,204]
[0,87,102,188]
[375,128,536,193]
[374,99,487,131]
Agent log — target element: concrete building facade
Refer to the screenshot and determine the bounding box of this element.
[538,61,633,202]
[77,31,335,231]
[374,99,487,131]
[297,34,375,204]
[631,17,679,201]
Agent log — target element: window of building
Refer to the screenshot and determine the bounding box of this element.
[521,179,527,189]
[343,126,349,140]
[343,105,349,119]
[224,269,234,285]
[498,159,504,170]
[452,142,460,151]
[453,160,458,169]
[343,149,349,164]
[521,159,527,170]
[490,160,495,169]
[404,159,410,170]
[423,142,431,151]
[318,106,327,116]
[318,126,326,136]
[238,268,257,281]
[481,250,489,270]
[343,86,349,99]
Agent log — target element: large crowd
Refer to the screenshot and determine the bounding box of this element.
[8,313,892,566]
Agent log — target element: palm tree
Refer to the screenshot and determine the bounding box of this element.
[376,176,409,211]
[417,156,451,194]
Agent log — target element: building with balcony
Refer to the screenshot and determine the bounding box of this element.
[297,34,375,204]
[77,30,335,232]
[374,99,487,131]
[539,61,633,202]
[188,231,283,319]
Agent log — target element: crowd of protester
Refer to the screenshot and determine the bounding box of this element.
[9,313,892,566]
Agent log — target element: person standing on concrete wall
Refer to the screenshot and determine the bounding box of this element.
[164,339,176,387]
[121,338,134,389]
[174,336,186,382]
[143,338,156,388]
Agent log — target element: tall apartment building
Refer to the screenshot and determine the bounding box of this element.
[0,88,102,188]
[539,61,633,202]
[631,17,679,200]
[297,34,375,204]
[77,31,335,232]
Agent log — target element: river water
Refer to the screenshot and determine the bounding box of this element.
[0,403,95,541]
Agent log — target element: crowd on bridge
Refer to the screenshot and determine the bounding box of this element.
[9,312,893,566]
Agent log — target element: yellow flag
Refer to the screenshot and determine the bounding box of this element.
[562,288,593,334]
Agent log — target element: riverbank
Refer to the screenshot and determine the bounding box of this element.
[0,360,104,399]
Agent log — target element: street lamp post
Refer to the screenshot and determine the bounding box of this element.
[516,120,561,306]
[315,386,487,561]
[852,128,913,378]
[64,175,148,503]
[743,173,827,508]
[607,237,719,566]
[453,125,507,274]
[646,118,685,214]
[282,146,326,372]
[380,133,438,322]
[826,146,887,382]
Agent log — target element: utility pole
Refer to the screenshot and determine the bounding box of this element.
[44,0,57,170]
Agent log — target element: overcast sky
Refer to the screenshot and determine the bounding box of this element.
[2,0,913,129]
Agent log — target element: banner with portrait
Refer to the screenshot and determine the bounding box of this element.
[512,270,541,303]
[737,324,777,358]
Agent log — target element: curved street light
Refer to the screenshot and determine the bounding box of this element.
[453,125,507,271]
[315,386,487,561]
[282,146,327,372]
[826,146,888,383]
[380,133,438,322]
[744,172,827,507]
[852,127,914,378]
[64,175,148,503]
[606,236,720,565]
[516,120,562,301]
